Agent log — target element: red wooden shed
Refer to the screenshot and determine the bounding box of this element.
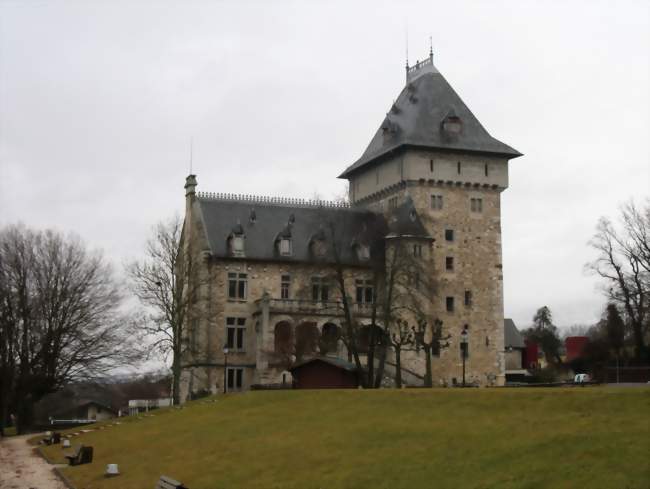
[289,357,360,389]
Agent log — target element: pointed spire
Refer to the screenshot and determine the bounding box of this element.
[405,24,410,83]
[189,137,193,174]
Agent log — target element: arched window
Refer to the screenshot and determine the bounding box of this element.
[295,322,319,361]
[320,323,340,355]
[274,322,293,356]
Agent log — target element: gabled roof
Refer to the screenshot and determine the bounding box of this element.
[504,318,525,349]
[339,59,522,178]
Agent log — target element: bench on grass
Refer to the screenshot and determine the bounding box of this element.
[155,475,189,489]
[64,445,93,466]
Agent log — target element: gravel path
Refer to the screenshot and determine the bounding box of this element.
[0,433,67,489]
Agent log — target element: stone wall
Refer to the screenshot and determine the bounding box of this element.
[357,148,508,386]
[350,150,508,204]
[179,228,377,399]
[179,142,510,399]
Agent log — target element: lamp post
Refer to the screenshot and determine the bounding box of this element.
[460,327,469,387]
[223,345,229,394]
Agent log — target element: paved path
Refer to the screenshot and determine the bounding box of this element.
[0,433,67,489]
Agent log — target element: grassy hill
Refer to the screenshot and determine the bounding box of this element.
[41,387,650,489]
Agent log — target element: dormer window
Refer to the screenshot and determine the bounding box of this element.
[311,240,327,258]
[356,244,370,261]
[279,238,292,256]
[309,229,327,258]
[230,235,245,256]
[442,110,463,136]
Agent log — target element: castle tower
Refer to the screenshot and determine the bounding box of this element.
[339,52,522,385]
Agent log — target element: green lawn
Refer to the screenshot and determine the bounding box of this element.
[41,387,650,489]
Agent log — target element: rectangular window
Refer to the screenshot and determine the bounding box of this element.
[232,236,245,254]
[457,161,461,174]
[228,273,248,300]
[430,159,434,172]
[355,279,374,304]
[311,276,329,302]
[226,317,246,351]
[470,198,483,213]
[413,244,422,257]
[227,367,244,390]
[388,196,398,210]
[484,163,489,177]
[445,229,454,242]
[279,239,292,256]
[464,290,473,307]
[446,296,455,312]
[280,274,291,299]
[445,256,454,271]
[431,194,443,210]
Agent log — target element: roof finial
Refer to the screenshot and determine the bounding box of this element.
[405,23,410,82]
[429,36,433,59]
[189,137,194,174]
[406,23,410,66]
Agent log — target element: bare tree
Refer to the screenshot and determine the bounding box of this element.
[561,324,591,339]
[413,318,450,387]
[312,207,434,388]
[0,225,134,434]
[126,216,211,405]
[373,239,436,387]
[587,200,649,363]
[388,318,415,388]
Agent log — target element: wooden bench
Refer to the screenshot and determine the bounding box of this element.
[64,445,93,466]
[155,475,189,489]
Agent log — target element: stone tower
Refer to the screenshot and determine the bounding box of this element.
[338,52,522,385]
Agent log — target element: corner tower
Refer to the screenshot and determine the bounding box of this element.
[340,52,522,386]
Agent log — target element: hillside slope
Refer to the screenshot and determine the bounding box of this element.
[42,388,650,489]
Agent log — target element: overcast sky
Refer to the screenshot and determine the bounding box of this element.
[1,0,648,333]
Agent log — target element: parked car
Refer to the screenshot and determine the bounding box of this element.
[574,373,591,383]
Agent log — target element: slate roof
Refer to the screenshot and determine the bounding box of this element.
[196,194,433,264]
[386,197,431,239]
[339,61,522,178]
[504,318,525,349]
[197,197,386,265]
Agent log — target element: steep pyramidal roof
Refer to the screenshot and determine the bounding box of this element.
[339,56,522,178]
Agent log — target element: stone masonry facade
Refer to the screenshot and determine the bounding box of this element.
[178,52,520,400]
